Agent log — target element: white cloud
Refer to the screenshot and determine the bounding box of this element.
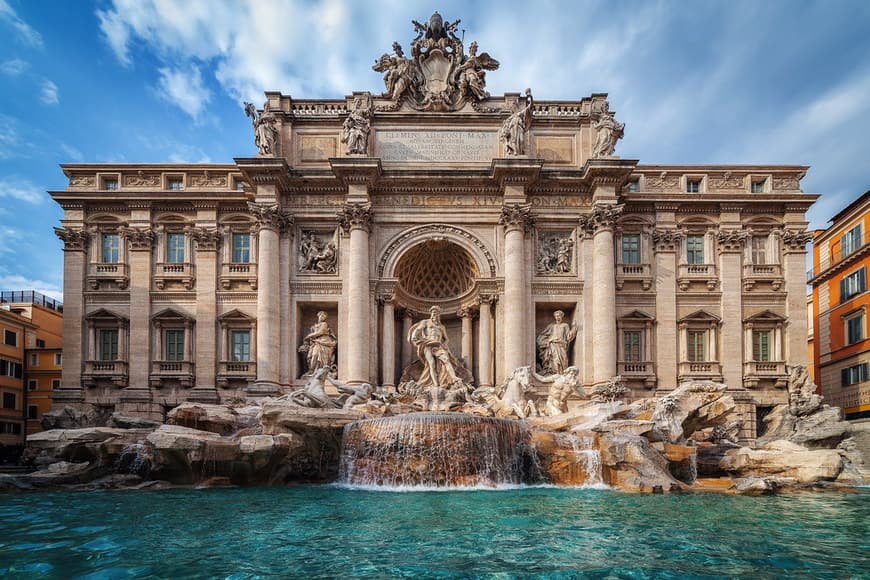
[60,143,84,162]
[0,0,42,47]
[0,177,46,204]
[0,273,63,301]
[96,7,132,66]
[39,79,59,105]
[0,57,28,75]
[157,64,211,120]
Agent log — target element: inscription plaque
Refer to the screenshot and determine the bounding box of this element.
[376,130,497,162]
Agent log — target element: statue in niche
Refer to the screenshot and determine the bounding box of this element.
[456,41,500,100]
[500,89,534,156]
[408,305,461,388]
[537,234,573,274]
[537,310,578,374]
[244,101,279,156]
[341,98,371,155]
[591,111,625,158]
[298,231,338,274]
[298,311,337,374]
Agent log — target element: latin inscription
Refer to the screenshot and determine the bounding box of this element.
[289,194,587,208]
[376,131,497,162]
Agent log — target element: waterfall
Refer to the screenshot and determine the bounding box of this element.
[558,432,605,487]
[116,442,151,478]
[339,413,541,489]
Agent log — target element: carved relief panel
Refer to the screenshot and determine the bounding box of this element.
[536,231,575,275]
[297,229,339,275]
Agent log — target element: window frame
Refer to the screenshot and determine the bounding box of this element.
[231,330,251,362]
[841,267,867,303]
[101,233,121,264]
[841,362,869,387]
[845,312,865,346]
[232,232,251,264]
[54,353,62,366]
[686,234,705,265]
[687,330,708,362]
[2,392,16,410]
[621,233,641,265]
[98,328,120,361]
[164,329,185,362]
[3,329,17,347]
[166,232,186,264]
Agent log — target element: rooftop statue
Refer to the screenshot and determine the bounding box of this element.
[500,89,533,156]
[591,110,625,158]
[244,101,278,156]
[373,11,499,111]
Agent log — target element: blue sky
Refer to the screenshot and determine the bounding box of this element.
[1,0,869,300]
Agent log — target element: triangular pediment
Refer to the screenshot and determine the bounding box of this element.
[152,307,192,321]
[85,308,128,321]
[678,309,721,324]
[621,310,655,321]
[744,309,786,323]
[218,308,255,322]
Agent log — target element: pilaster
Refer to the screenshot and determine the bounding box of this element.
[499,203,533,373]
[652,220,682,391]
[782,228,813,365]
[121,216,154,402]
[187,219,221,402]
[717,225,749,389]
[53,226,89,403]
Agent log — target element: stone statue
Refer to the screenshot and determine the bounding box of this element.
[456,41,500,100]
[533,366,582,416]
[374,42,417,100]
[337,382,373,409]
[285,367,338,408]
[341,99,371,155]
[536,310,578,374]
[298,311,337,374]
[298,231,338,274]
[244,101,279,156]
[786,364,822,416]
[593,375,628,404]
[537,234,573,274]
[472,366,537,419]
[500,89,533,156]
[408,305,460,388]
[591,111,625,158]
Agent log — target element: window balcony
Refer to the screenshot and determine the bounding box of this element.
[217,360,256,388]
[617,361,656,388]
[677,263,718,291]
[743,361,788,388]
[742,263,784,291]
[83,360,128,387]
[87,262,129,289]
[154,262,195,290]
[616,263,652,290]
[149,360,195,388]
[677,361,722,382]
[220,263,258,290]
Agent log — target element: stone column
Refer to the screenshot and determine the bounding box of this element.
[500,204,533,374]
[53,227,88,403]
[188,224,221,402]
[401,311,413,370]
[782,229,813,365]
[460,307,474,370]
[477,295,494,388]
[379,293,396,389]
[653,226,682,391]
[249,202,293,395]
[581,203,623,383]
[339,203,373,384]
[280,232,292,385]
[718,227,748,388]
[121,223,154,403]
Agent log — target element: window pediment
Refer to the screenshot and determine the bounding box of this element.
[85,308,128,322]
[152,307,193,322]
[679,309,720,324]
[743,310,785,324]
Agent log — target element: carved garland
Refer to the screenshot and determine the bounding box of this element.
[377,224,497,278]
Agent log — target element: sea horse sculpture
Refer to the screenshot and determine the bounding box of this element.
[472,366,537,419]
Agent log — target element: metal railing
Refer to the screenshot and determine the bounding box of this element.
[0,290,63,312]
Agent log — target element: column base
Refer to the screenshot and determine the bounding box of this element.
[246,381,281,396]
[188,388,221,404]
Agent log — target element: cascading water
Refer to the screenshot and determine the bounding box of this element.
[564,433,604,487]
[339,412,541,488]
[116,442,151,478]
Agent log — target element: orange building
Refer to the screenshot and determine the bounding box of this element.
[0,305,35,459]
[0,292,63,440]
[810,190,870,419]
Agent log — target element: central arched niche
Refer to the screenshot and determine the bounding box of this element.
[395,239,479,302]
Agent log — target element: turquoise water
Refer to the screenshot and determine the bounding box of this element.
[0,487,868,578]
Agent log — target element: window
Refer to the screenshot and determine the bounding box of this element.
[622,234,641,264]
[686,179,700,193]
[104,178,118,191]
[841,267,866,302]
[3,329,16,346]
[98,329,119,361]
[687,234,705,264]
[231,330,251,362]
[751,180,765,193]
[234,178,245,191]
[27,379,37,391]
[165,329,185,361]
[846,314,864,345]
[27,405,38,420]
[623,330,643,362]
[752,330,771,362]
[36,338,45,348]
[232,233,251,263]
[687,330,707,362]
[0,360,22,378]
[101,233,120,264]
[841,224,863,257]
[29,353,38,366]
[842,363,869,386]
[167,233,186,263]
[168,178,184,191]
[751,236,767,265]
[54,353,62,366]
[626,179,639,193]
[51,379,60,390]
[0,422,21,435]
[2,392,16,410]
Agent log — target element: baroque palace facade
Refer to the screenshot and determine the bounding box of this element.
[51,13,815,439]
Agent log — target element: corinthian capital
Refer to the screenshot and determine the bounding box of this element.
[337,202,373,233]
[121,226,155,251]
[780,228,813,252]
[652,228,684,252]
[717,227,749,252]
[54,226,89,251]
[579,203,624,236]
[185,225,222,251]
[499,203,534,232]
[248,202,293,234]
